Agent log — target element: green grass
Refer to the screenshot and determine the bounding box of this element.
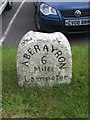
[2,45,88,118]
[0,46,2,118]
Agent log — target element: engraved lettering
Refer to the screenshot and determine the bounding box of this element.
[51,45,58,52]
[29,75,68,83]
[56,75,63,81]
[34,45,41,52]
[58,57,66,62]
[31,77,35,84]
[41,56,47,64]
[36,77,45,81]
[34,67,41,72]
[27,48,35,55]
[34,66,54,72]
[52,76,55,81]
[54,50,62,58]
[43,45,49,52]
[59,63,66,69]
[46,77,50,82]
[22,61,28,67]
[23,53,31,59]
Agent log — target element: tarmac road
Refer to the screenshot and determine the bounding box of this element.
[2,2,89,48]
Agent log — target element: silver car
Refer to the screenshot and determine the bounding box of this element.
[0,0,12,14]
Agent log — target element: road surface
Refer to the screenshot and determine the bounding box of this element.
[2,2,89,48]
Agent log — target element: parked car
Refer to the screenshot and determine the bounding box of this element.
[34,0,90,34]
[0,0,12,15]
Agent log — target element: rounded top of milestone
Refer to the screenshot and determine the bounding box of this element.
[17,31,72,87]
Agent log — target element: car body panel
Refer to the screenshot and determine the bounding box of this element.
[35,0,90,34]
[0,0,7,14]
[0,0,12,14]
[44,2,88,10]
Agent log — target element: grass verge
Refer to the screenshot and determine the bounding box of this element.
[2,45,88,118]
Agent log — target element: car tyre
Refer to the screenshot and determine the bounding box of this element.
[6,1,12,10]
[34,11,42,32]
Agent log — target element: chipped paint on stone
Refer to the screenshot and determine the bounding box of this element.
[17,31,72,87]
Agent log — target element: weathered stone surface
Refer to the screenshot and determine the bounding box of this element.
[17,31,72,86]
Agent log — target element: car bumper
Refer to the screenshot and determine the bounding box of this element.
[38,13,90,34]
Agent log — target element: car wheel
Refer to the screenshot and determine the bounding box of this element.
[6,1,12,10]
[34,11,42,32]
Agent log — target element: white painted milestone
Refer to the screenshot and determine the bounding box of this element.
[17,31,72,86]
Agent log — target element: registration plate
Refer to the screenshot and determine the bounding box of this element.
[65,19,90,26]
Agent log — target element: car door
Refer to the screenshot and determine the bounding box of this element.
[0,0,7,14]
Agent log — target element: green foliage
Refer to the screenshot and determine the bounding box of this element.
[2,45,88,118]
